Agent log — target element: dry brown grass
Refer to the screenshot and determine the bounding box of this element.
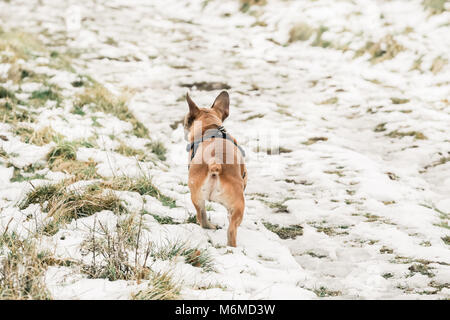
[50,159,100,181]
[20,181,126,229]
[80,216,150,281]
[386,130,427,140]
[0,30,45,63]
[115,141,148,161]
[0,87,36,124]
[15,126,63,146]
[430,56,447,74]
[288,23,315,43]
[132,271,180,300]
[80,216,181,300]
[47,189,126,223]
[0,233,51,299]
[101,176,177,208]
[239,0,267,13]
[423,0,447,15]
[75,83,148,138]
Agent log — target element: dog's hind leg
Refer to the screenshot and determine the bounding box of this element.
[191,194,216,230]
[227,196,245,247]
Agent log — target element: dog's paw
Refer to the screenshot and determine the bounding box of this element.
[202,222,218,230]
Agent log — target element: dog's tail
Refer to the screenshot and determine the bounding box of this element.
[207,159,222,178]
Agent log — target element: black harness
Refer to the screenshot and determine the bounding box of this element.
[186,126,246,163]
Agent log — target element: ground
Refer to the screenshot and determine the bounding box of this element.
[0,0,449,299]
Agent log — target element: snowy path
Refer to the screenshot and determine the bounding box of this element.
[1,0,449,299]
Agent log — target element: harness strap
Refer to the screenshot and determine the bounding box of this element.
[186,126,246,163]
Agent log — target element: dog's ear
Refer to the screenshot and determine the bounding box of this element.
[211,91,229,121]
[186,92,199,118]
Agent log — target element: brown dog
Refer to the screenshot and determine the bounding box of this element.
[183,91,247,247]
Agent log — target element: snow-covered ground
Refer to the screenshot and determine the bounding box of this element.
[0,0,449,299]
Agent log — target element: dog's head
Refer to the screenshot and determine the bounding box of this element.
[183,91,229,141]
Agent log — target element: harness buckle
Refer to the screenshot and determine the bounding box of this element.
[218,126,227,134]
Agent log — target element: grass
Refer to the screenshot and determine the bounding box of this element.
[390,97,410,104]
[311,26,332,48]
[374,123,386,132]
[72,104,86,116]
[43,137,100,180]
[50,159,100,181]
[115,141,148,161]
[15,126,63,146]
[0,99,35,124]
[74,83,148,138]
[442,236,450,245]
[148,213,179,225]
[152,240,214,272]
[47,140,78,165]
[0,30,75,73]
[324,170,344,177]
[81,217,148,281]
[265,147,292,155]
[29,87,62,107]
[19,181,65,210]
[0,232,51,299]
[423,0,447,15]
[263,222,303,240]
[261,199,289,213]
[132,271,180,300]
[19,181,126,228]
[11,167,46,183]
[239,0,266,13]
[302,137,328,145]
[308,222,350,237]
[243,113,265,121]
[185,215,197,224]
[101,176,177,208]
[0,146,8,160]
[48,190,125,222]
[0,86,16,100]
[318,97,338,105]
[0,30,45,63]
[147,141,167,161]
[288,23,314,43]
[313,286,341,298]
[355,35,404,63]
[430,56,447,74]
[386,130,427,140]
[80,218,210,298]
[0,86,36,124]
[288,24,332,48]
[305,251,327,259]
[424,156,450,169]
[380,246,394,254]
[408,263,435,278]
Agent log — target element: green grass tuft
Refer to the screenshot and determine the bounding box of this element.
[153,240,214,272]
[313,286,341,298]
[147,141,167,161]
[148,213,179,225]
[103,176,177,208]
[47,140,77,165]
[442,236,450,245]
[263,222,303,239]
[386,130,427,140]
